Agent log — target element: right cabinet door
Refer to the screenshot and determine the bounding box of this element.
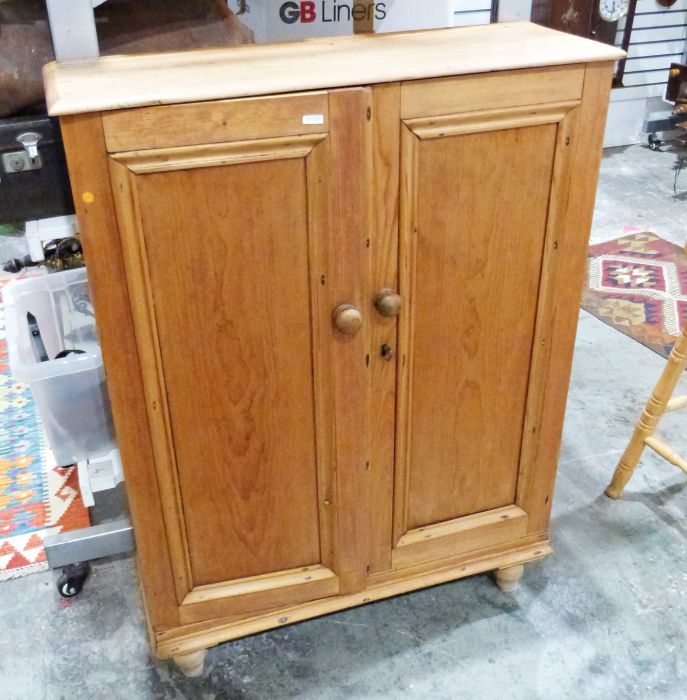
[390,66,586,569]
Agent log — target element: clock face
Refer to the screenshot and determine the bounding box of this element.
[599,0,630,22]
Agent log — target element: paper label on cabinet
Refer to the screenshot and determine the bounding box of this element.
[302,114,325,125]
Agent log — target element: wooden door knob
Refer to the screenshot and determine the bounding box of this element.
[333,304,363,335]
[374,289,402,317]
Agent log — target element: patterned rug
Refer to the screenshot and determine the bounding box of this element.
[0,278,90,580]
[583,230,687,358]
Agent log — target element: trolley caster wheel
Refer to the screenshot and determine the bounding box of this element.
[648,134,662,151]
[57,562,90,598]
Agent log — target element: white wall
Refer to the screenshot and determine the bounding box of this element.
[451,0,533,27]
[376,0,453,32]
[231,1,267,43]
[496,0,532,22]
[234,1,350,42]
[453,0,492,27]
[234,1,455,42]
[616,0,687,89]
[605,0,687,147]
[233,0,544,40]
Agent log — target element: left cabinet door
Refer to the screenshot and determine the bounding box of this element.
[103,90,371,624]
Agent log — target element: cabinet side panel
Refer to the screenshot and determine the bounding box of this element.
[135,159,322,587]
[59,114,179,632]
[518,61,616,534]
[406,123,557,530]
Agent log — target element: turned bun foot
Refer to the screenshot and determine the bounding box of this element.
[494,564,524,592]
[172,649,207,677]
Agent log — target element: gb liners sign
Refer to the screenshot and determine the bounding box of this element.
[279,1,388,24]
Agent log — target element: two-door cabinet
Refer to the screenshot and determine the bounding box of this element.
[43,22,624,676]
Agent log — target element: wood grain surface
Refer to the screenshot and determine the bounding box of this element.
[516,61,617,533]
[103,92,329,152]
[56,54,616,659]
[44,23,623,116]
[366,83,401,575]
[401,122,557,530]
[136,157,322,586]
[325,88,372,594]
[400,65,584,120]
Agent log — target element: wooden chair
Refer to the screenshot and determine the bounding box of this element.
[605,317,687,499]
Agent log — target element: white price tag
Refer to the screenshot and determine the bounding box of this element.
[302,114,325,125]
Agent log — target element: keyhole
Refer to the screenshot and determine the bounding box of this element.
[381,344,394,361]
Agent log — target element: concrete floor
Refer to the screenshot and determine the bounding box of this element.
[1,144,686,699]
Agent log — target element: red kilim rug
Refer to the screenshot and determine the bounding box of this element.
[0,278,90,580]
[582,230,687,359]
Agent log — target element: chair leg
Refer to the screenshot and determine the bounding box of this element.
[606,326,687,499]
[605,423,651,499]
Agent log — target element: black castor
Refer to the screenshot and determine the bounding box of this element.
[648,133,662,151]
[57,562,90,598]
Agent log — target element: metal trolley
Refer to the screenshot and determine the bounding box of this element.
[1,113,134,598]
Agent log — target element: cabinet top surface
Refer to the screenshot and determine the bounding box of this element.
[43,22,623,117]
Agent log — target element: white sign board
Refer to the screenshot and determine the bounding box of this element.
[233,1,453,42]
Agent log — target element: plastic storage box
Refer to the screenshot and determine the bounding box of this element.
[4,268,115,467]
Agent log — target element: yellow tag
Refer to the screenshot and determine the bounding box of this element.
[82,192,95,204]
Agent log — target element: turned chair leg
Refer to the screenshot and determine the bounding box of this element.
[605,422,651,500]
[605,324,687,499]
[172,649,207,677]
[495,564,524,592]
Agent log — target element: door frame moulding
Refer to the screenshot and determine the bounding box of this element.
[392,97,581,549]
[403,100,581,139]
[392,505,528,568]
[107,132,338,621]
[110,134,328,174]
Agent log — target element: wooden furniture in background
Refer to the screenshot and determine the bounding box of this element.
[550,0,620,45]
[44,23,623,676]
[532,0,632,46]
[532,0,640,87]
[606,311,687,499]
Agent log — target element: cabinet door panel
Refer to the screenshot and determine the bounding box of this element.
[407,124,556,529]
[393,77,582,567]
[136,159,321,586]
[107,89,371,619]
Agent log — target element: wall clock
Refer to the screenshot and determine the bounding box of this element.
[599,0,630,22]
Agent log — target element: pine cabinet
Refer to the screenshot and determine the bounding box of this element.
[44,23,623,674]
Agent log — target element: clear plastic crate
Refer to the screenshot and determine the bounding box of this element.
[4,268,116,467]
